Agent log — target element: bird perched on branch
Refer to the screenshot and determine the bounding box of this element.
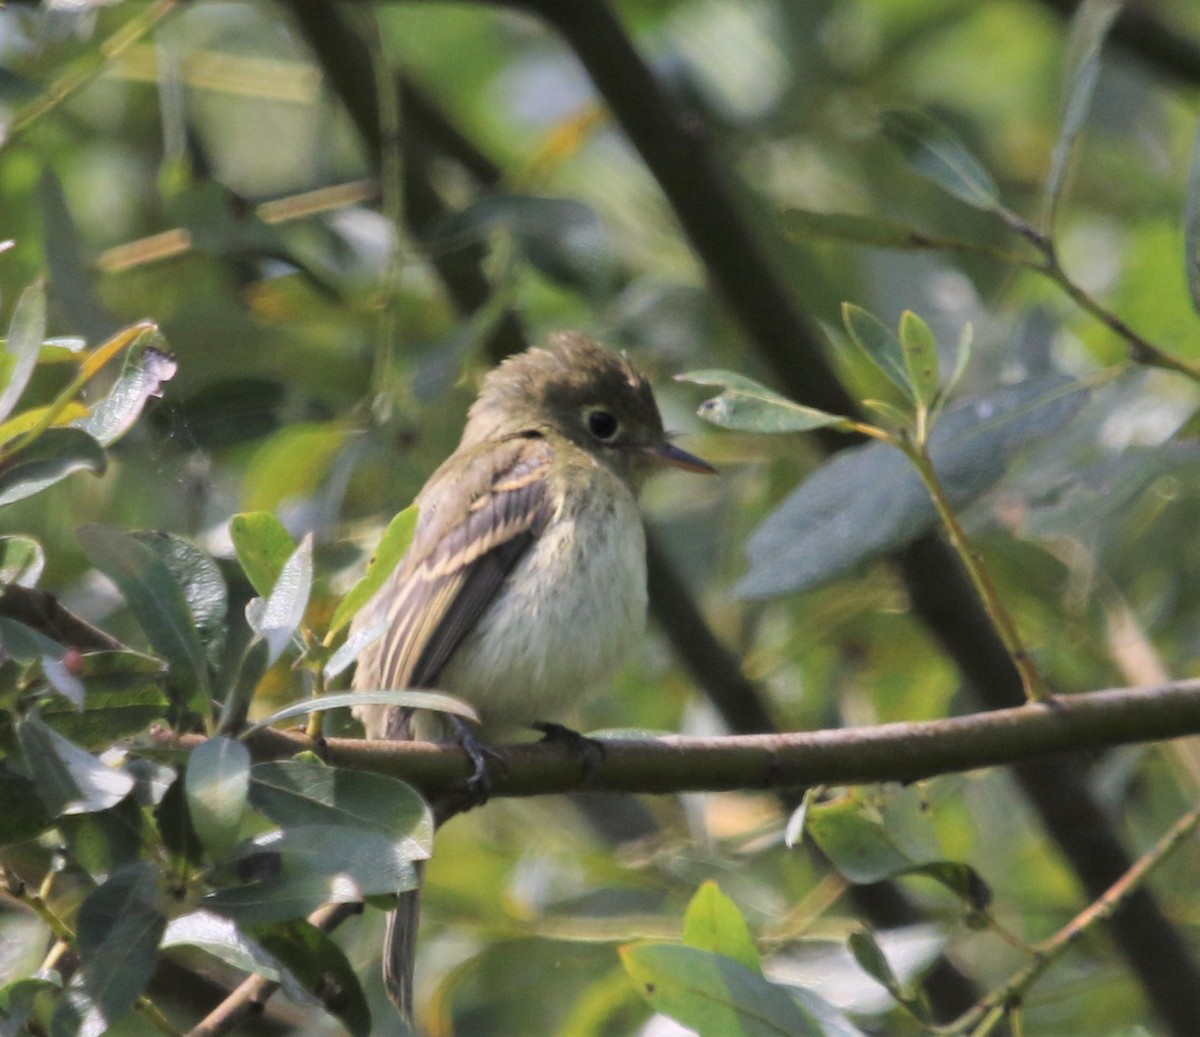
[352,331,714,1021]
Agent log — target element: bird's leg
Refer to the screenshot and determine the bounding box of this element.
[531,721,606,778]
[449,715,504,804]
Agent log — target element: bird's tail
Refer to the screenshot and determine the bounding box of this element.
[384,865,424,1026]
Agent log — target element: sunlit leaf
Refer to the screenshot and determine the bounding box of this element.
[680,370,851,433]
[0,427,106,507]
[841,304,912,401]
[16,712,134,816]
[622,942,823,1037]
[186,736,251,862]
[242,689,478,736]
[251,534,312,665]
[898,311,939,412]
[229,511,296,598]
[328,504,418,637]
[682,882,761,973]
[241,422,350,513]
[73,340,176,446]
[880,109,1000,212]
[0,281,46,425]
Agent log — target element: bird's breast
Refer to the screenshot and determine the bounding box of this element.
[437,472,647,732]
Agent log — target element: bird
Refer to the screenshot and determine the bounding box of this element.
[351,331,714,1021]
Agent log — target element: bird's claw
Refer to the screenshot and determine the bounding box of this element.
[532,721,606,777]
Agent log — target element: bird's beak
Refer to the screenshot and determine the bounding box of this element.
[653,440,717,474]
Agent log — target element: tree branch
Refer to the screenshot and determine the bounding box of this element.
[171,679,1200,798]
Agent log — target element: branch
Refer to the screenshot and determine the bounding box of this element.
[170,679,1200,798]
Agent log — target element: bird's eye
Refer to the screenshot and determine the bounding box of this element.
[586,409,620,442]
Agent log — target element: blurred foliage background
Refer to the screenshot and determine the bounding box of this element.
[3,0,1200,1035]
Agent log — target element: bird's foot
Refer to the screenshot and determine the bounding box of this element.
[451,716,504,806]
[532,721,606,778]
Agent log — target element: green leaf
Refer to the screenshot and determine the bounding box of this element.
[0,534,44,586]
[898,311,939,412]
[76,862,166,1028]
[1043,0,1122,230]
[16,713,134,816]
[252,534,312,665]
[229,511,296,598]
[738,376,1087,598]
[185,735,251,862]
[806,792,990,908]
[784,788,817,849]
[242,689,479,736]
[880,109,1000,212]
[0,616,64,662]
[72,339,176,447]
[840,304,912,401]
[781,209,979,252]
[940,324,974,412]
[248,920,371,1037]
[0,427,106,507]
[1186,117,1200,316]
[0,763,51,844]
[205,824,426,925]
[248,759,433,850]
[131,531,227,672]
[683,882,761,973]
[679,370,851,434]
[622,943,823,1037]
[41,683,168,747]
[241,422,349,513]
[154,768,204,868]
[846,928,903,1000]
[323,619,385,681]
[77,524,211,718]
[0,281,46,424]
[328,504,418,637]
[162,909,281,977]
[217,637,270,735]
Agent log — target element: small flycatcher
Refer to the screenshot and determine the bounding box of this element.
[353,331,714,1019]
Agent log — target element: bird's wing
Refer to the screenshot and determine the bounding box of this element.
[353,435,555,710]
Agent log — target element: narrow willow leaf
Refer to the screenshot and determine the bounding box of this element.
[1186,118,1200,315]
[0,282,46,424]
[217,637,270,736]
[328,504,419,637]
[841,304,912,401]
[228,511,296,598]
[784,787,817,849]
[324,619,386,681]
[679,370,851,434]
[881,109,1000,212]
[0,427,106,507]
[1043,0,1122,230]
[241,689,478,736]
[898,311,939,411]
[781,209,977,251]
